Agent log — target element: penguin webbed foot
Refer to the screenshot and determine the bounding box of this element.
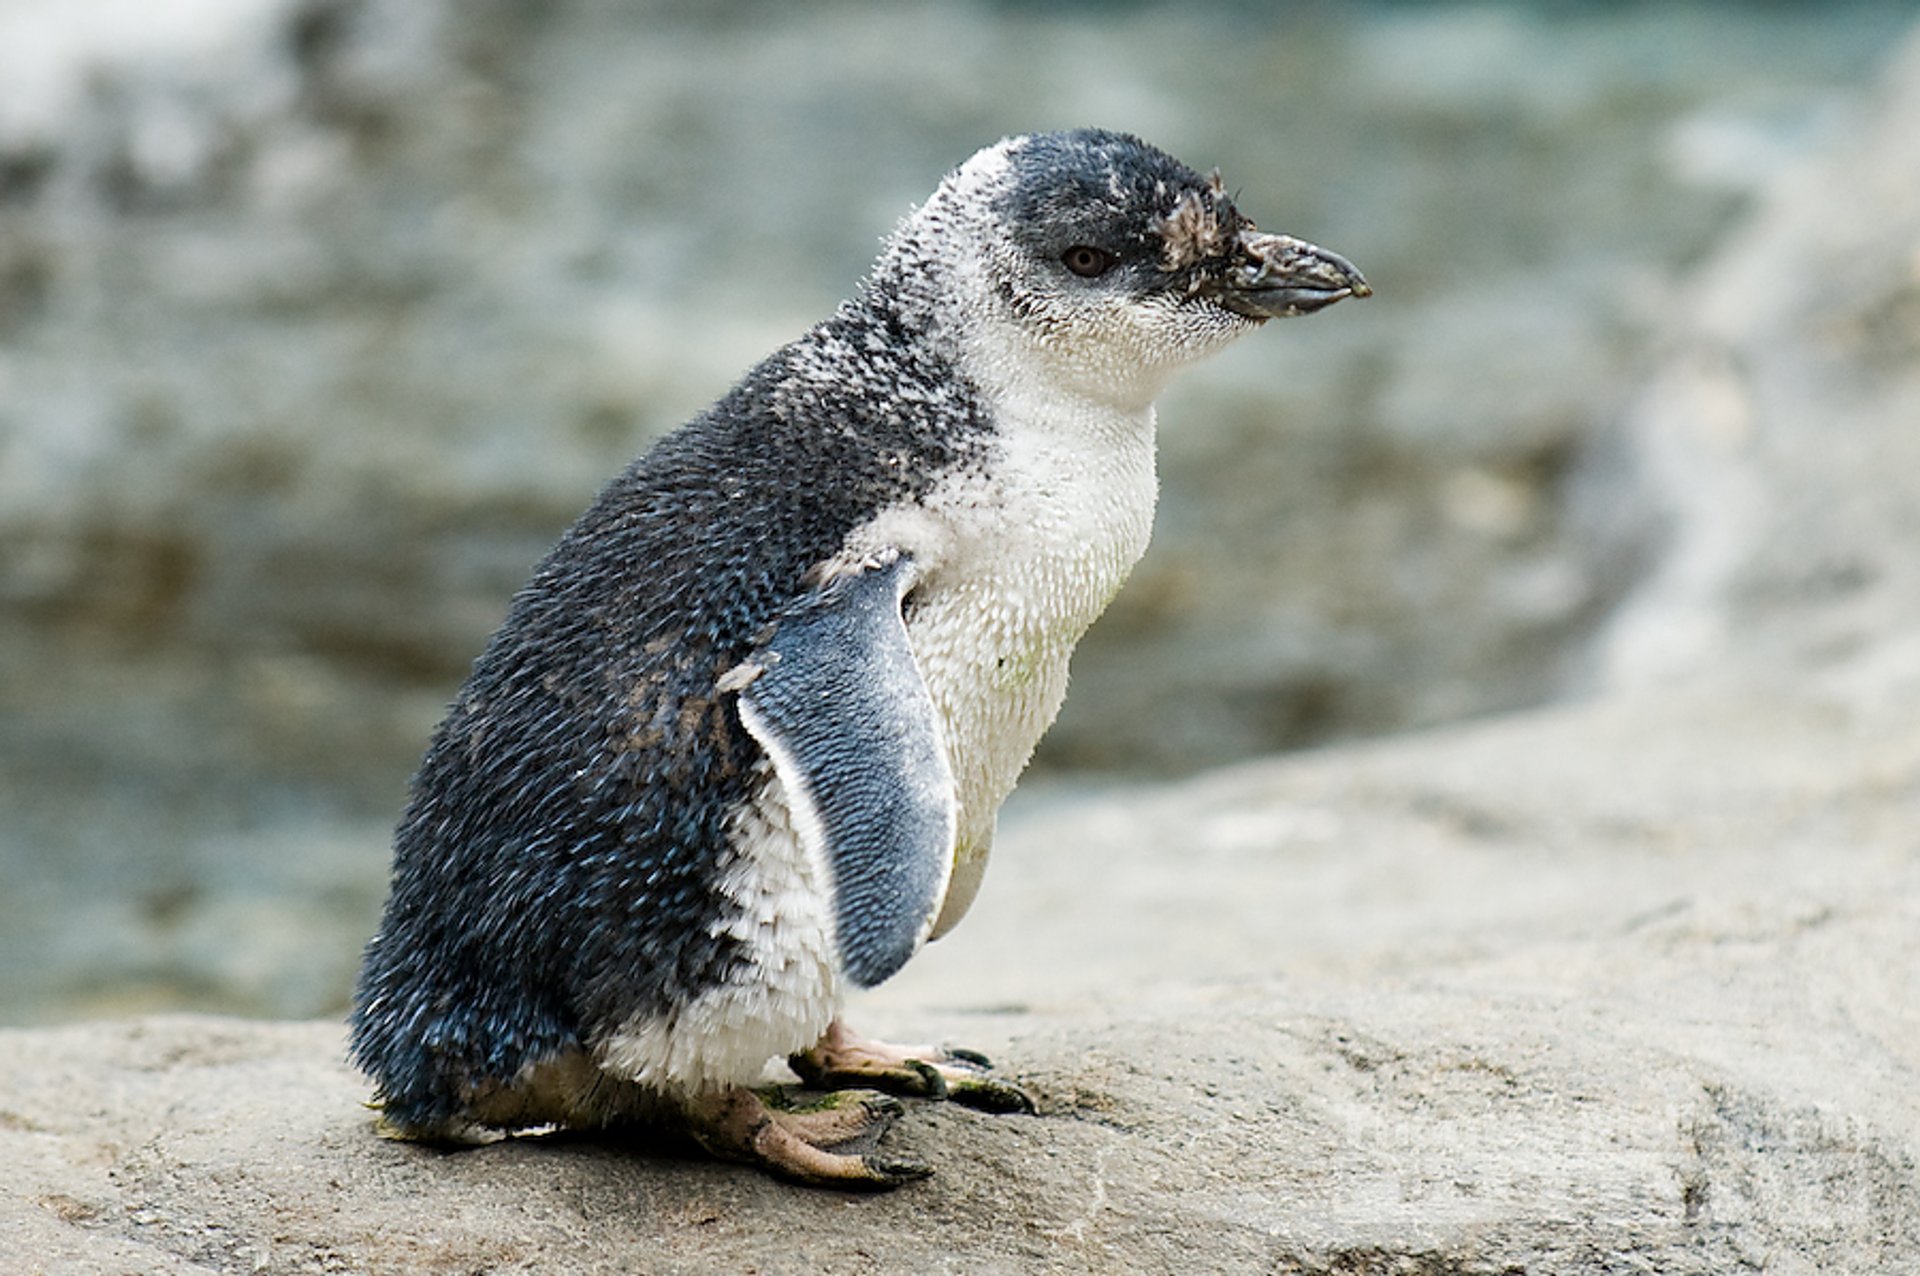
[686,1086,931,1190]
[789,1018,1036,1115]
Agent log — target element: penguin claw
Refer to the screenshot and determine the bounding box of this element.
[789,1050,946,1099]
[859,1155,936,1187]
[946,1074,1038,1115]
[686,1085,928,1191]
[789,1018,1036,1115]
[766,1087,905,1153]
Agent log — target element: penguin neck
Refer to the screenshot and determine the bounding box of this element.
[960,310,1167,447]
[863,254,1165,455]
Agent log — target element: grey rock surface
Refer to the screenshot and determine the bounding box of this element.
[6,6,1920,1273]
[3,684,1916,1274]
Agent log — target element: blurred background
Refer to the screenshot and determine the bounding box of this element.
[2,0,1915,1024]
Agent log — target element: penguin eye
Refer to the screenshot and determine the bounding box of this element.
[1061,245,1117,278]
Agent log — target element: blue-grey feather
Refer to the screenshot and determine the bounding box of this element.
[740,557,955,989]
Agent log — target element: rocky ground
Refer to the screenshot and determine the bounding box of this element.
[5,2,1920,1272]
[4,681,1916,1274]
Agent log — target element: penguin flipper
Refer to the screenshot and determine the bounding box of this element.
[735,554,956,989]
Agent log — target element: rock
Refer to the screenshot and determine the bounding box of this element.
[1596,21,1920,702]
[7,8,1920,1272]
[0,0,1900,770]
[4,684,1917,1274]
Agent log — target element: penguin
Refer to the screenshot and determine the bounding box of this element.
[349,128,1368,1189]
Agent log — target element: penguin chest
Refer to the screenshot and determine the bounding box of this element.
[903,416,1158,850]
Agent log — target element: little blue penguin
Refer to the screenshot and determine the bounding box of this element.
[350,128,1368,1188]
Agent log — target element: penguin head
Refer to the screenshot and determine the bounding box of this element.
[882,129,1369,410]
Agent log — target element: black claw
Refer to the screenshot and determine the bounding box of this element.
[860,1093,906,1121]
[904,1058,949,1099]
[863,1156,935,1186]
[789,1052,950,1101]
[788,1044,1031,1114]
[948,1078,1038,1115]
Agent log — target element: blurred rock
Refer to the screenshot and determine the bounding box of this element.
[0,0,1912,1023]
[3,680,1915,1273]
[0,1,1896,758]
[1598,24,1920,709]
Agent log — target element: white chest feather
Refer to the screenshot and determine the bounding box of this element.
[917,407,1155,800]
[840,385,1159,932]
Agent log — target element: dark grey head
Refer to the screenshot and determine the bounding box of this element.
[879,128,1368,407]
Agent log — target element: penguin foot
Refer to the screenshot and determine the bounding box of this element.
[685,1085,931,1190]
[789,1018,1036,1115]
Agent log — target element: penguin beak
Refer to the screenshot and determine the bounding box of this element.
[1212,230,1371,319]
